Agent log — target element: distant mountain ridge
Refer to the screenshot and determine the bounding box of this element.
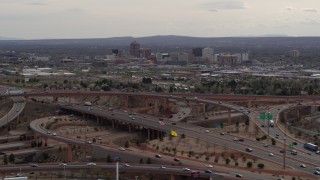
[0,36,21,40]
[1,35,320,48]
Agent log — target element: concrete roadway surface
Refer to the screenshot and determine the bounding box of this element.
[53,104,319,178]
[256,103,320,162]
[0,97,26,128]
[195,99,320,168]
[0,163,245,179]
[30,117,271,179]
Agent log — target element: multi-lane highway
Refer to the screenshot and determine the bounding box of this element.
[2,91,320,178]
[34,103,318,177]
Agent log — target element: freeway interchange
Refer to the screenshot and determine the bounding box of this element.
[1,91,320,179]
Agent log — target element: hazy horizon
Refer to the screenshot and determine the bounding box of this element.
[1,0,320,39]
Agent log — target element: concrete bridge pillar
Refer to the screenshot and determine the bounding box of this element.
[154,98,159,114]
[296,108,301,119]
[147,129,151,140]
[124,95,129,108]
[200,103,206,113]
[67,144,72,162]
[170,174,175,180]
[216,106,220,115]
[44,137,48,146]
[96,116,100,124]
[228,109,231,125]
[128,124,132,132]
[164,98,169,111]
[145,97,150,107]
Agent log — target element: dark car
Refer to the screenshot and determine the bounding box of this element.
[174,158,180,161]
[293,142,297,145]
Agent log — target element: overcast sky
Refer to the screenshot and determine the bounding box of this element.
[0,0,319,39]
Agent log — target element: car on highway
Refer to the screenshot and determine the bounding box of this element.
[218,102,222,104]
[155,154,162,158]
[86,162,96,166]
[269,153,274,157]
[47,131,51,135]
[235,174,243,178]
[291,150,298,155]
[316,150,320,155]
[233,138,239,141]
[87,141,92,144]
[98,137,102,140]
[118,147,125,151]
[220,132,225,135]
[182,167,191,171]
[314,171,320,175]
[174,158,180,161]
[204,170,213,174]
[299,164,306,168]
[263,144,269,147]
[316,167,320,171]
[123,164,130,167]
[160,166,166,169]
[205,130,210,133]
[205,164,213,168]
[52,133,57,136]
[245,148,253,152]
[59,163,67,166]
[30,164,38,167]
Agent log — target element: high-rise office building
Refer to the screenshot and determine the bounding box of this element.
[202,47,214,64]
[130,41,141,58]
[192,47,203,57]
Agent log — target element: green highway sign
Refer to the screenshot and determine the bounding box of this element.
[260,114,266,120]
[105,101,112,105]
[267,114,273,119]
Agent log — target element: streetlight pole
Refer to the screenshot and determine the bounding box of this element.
[64,165,66,180]
[267,112,270,137]
[283,138,286,169]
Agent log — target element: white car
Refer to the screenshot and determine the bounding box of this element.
[59,163,67,166]
[87,141,92,144]
[263,144,269,147]
[205,164,213,168]
[233,138,239,141]
[52,133,57,136]
[315,171,320,175]
[123,164,130,167]
[205,130,210,133]
[182,167,191,171]
[300,164,306,168]
[86,162,96,166]
[118,147,125,151]
[160,166,166,169]
[269,153,274,157]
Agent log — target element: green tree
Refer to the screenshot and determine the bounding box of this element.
[9,154,15,163]
[257,163,265,169]
[139,158,144,164]
[93,138,96,143]
[146,157,151,164]
[124,141,129,148]
[106,155,112,162]
[3,155,8,165]
[247,161,253,168]
[225,158,230,165]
